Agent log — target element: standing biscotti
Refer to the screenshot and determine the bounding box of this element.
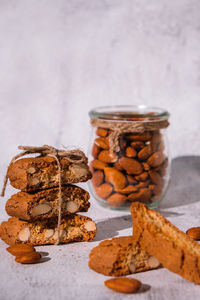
[7,155,92,192]
[5,185,90,221]
[89,236,160,276]
[131,202,200,284]
[0,215,97,246]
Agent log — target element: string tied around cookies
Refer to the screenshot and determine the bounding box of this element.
[90,118,169,152]
[1,145,86,245]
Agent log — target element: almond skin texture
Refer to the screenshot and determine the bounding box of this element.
[91,160,108,170]
[104,278,141,294]
[91,143,100,159]
[98,150,118,163]
[119,157,143,175]
[95,183,113,199]
[128,188,151,203]
[138,145,153,160]
[186,227,200,240]
[115,185,138,194]
[149,170,163,186]
[91,170,104,186]
[107,193,127,207]
[147,151,165,167]
[126,132,152,141]
[95,137,109,150]
[125,147,137,158]
[104,167,126,189]
[130,141,144,150]
[7,244,36,256]
[15,252,41,264]
[96,128,108,137]
[134,172,148,182]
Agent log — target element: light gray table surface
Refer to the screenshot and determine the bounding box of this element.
[0,156,200,300]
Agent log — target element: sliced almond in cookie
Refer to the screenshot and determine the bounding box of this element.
[66,201,80,213]
[31,203,52,217]
[18,227,31,242]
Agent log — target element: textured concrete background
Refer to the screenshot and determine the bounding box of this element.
[0,1,200,299]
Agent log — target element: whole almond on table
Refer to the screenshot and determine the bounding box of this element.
[104,278,141,294]
[186,227,200,240]
[15,252,41,264]
[7,244,36,256]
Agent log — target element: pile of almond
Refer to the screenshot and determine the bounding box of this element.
[90,128,168,207]
[6,244,41,264]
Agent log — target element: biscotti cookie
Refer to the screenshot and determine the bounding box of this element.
[89,236,160,276]
[131,202,200,284]
[0,215,97,246]
[5,185,90,221]
[7,155,92,192]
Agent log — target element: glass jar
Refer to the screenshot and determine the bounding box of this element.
[88,105,170,210]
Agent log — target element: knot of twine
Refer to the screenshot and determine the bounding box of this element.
[91,118,169,152]
[1,145,86,245]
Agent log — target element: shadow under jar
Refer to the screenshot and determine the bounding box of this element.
[88,105,170,210]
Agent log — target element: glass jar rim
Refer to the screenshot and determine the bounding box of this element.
[89,105,169,121]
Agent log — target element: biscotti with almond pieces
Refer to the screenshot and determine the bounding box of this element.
[131,202,200,284]
[7,155,92,192]
[0,215,97,246]
[89,236,160,276]
[5,185,90,221]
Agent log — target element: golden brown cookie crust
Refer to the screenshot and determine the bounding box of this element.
[7,156,92,192]
[0,215,97,246]
[89,236,160,276]
[5,185,90,221]
[131,202,200,284]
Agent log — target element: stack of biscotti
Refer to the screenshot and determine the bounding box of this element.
[0,154,97,246]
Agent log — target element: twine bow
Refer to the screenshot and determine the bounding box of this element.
[91,118,169,152]
[1,145,86,245]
